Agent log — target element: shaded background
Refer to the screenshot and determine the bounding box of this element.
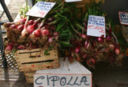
[103,0,128,24]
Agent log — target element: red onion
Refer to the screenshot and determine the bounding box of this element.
[53,32,59,36]
[75,47,80,53]
[81,34,86,39]
[5,44,13,51]
[10,24,17,29]
[33,29,41,37]
[27,20,34,25]
[115,48,120,55]
[26,25,35,34]
[106,36,111,41]
[19,18,26,24]
[41,29,49,36]
[84,41,90,49]
[109,44,115,50]
[97,37,103,42]
[16,24,24,31]
[87,58,96,66]
[83,54,87,59]
[17,45,25,49]
[48,37,53,43]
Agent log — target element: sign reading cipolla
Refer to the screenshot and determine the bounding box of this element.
[87,15,106,37]
[34,60,92,87]
[26,1,56,18]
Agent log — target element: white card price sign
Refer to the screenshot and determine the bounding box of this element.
[65,0,82,2]
[26,1,56,18]
[87,15,106,37]
[34,59,92,87]
[119,11,128,25]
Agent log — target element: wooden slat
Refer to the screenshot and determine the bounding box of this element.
[14,46,59,75]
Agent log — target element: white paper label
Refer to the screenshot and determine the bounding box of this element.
[26,1,56,18]
[119,11,128,25]
[65,0,82,2]
[87,15,106,37]
[34,74,91,87]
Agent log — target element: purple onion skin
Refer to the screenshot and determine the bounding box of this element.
[97,37,103,43]
[75,47,80,53]
[106,36,112,41]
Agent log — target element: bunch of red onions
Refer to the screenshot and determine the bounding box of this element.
[69,23,122,68]
[4,17,58,51]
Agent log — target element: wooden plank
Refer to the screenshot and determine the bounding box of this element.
[15,46,59,73]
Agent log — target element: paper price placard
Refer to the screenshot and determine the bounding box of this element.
[65,0,82,2]
[34,74,91,87]
[87,15,106,37]
[119,11,128,25]
[26,1,56,18]
[34,59,92,87]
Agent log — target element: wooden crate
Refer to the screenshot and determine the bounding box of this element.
[15,47,59,73]
[24,72,34,83]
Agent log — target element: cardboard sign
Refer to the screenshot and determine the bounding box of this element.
[26,1,56,18]
[119,11,128,25]
[65,0,82,2]
[34,59,92,87]
[87,15,106,37]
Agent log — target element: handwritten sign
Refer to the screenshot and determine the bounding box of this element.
[26,1,56,18]
[119,11,128,25]
[34,74,91,87]
[34,59,92,87]
[65,0,82,2]
[87,15,106,37]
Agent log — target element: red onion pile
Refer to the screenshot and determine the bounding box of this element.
[68,22,123,68]
[4,18,59,51]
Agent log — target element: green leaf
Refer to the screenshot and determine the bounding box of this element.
[59,41,72,47]
[44,50,50,55]
[56,21,65,32]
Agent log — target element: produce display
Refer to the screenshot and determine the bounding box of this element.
[4,17,58,51]
[68,3,123,67]
[4,1,123,68]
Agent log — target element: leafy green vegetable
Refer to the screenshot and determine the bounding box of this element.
[20,5,30,17]
[44,50,50,55]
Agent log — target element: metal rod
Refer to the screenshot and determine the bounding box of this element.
[0,0,13,22]
[0,23,8,68]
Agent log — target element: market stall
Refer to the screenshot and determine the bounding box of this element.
[0,0,128,87]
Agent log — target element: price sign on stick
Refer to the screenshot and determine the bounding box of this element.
[87,15,106,37]
[26,1,56,18]
[119,11,128,25]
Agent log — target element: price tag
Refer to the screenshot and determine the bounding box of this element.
[119,11,128,25]
[34,59,92,87]
[65,0,82,2]
[87,15,106,37]
[26,1,56,18]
